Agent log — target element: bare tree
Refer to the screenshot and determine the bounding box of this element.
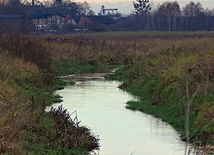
[133,0,151,30]
[79,1,95,16]
[182,1,204,31]
[157,1,181,31]
[133,0,151,15]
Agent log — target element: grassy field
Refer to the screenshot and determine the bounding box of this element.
[43,31,213,42]
[59,30,209,36]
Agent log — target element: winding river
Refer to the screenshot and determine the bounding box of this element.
[52,70,191,155]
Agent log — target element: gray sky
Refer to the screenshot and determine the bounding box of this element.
[75,0,214,15]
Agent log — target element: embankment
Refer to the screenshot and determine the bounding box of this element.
[0,35,99,154]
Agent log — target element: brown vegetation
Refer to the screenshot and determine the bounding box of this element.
[0,34,100,154]
[0,32,213,153]
[0,52,40,154]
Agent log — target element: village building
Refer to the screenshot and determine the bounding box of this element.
[30,14,77,32]
[64,15,77,26]
[30,14,65,31]
[78,15,116,30]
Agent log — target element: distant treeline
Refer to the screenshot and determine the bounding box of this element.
[0,0,95,21]
[121,1,214,31]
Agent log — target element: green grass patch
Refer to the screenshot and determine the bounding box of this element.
[50,59,97,76]
[109,58,214,145]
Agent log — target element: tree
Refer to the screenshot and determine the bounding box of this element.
[182,1,204,17]
[5,0,22,14]
[157,1,181,31]
[182,1,204,31]
[133,0,151,15]
[203,8,214,31]
[133,0,151,30]
[64,2,83,20]
[47,0,83,21]
[79,1,95,16]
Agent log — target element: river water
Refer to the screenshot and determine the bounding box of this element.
[53,70,190,155]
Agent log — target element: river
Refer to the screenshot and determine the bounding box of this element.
[52,70,191,155]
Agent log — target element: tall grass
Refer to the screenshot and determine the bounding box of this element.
[101,35,214,148]
[0,34,100,154]
[0,52,41,154]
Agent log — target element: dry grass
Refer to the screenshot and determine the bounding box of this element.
[0,52,40,154]
[41,34,214,62]
[0,52,40,80]
[0,35,100,153]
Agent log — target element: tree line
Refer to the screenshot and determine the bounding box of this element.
[0,0,94,21]
[128,0,214,31]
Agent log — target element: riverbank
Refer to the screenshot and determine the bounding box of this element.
[53,71,190,155]
[47,33,213,149]
[0,35,99,154]
[105,50,214,148]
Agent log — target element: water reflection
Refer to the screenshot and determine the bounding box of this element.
[53,72,191,155]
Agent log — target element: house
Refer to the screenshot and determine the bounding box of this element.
[30,14,65,31]
[64,15,77,26]
[78,15,116,28]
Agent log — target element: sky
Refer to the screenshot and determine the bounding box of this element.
[74,0,214,15]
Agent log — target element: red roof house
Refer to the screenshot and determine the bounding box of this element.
[78,15,115,27]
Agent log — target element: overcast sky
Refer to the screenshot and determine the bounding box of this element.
[75,0,214,15]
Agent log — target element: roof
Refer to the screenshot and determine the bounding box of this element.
[64,15,74,23]
[87,16,115,25]
[0,14,22,19]
[30,14,65,19]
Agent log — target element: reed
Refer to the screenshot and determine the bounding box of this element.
[0,35,100,154]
